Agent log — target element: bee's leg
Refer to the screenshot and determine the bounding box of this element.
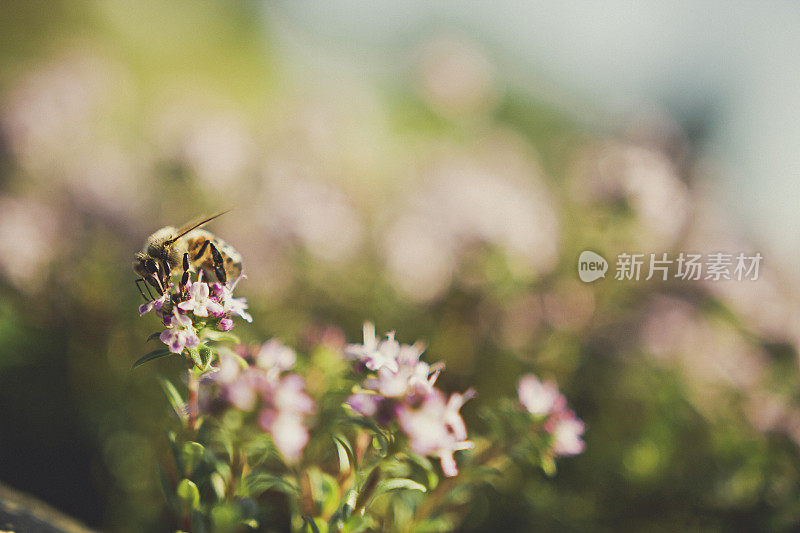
[145,258,164,295]
[192,240,211,261]
[144,279,156,300]
[135,278,151,302]
[209,242,228,284]
[160,259,171,289]
[181,253,190,287]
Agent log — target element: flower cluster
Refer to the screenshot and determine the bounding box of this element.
[517,374,585,456]
[212,341,314,462]
[345,322,474,476]
[139,272,252,355]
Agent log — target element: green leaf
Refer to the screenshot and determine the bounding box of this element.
[403,452,439,491]
[203,330,241,344]
[146,331,162,342]
[199,345,214,371]
[333,435,354,474]
[210,503,241,533]
[210,472,227,501]
[182,441,205,476]
[176,478,201,513]
[156,464,175,511]
[376,478,427,494]
[540,453,557,477]
[168,431,185,477]
[186,347,204,369]
[132,347,172,369]
[342,511,374,533]
[304,468,339,520]
[412,515,456,533]
[244,473,298,496]
[303,515,320,533]
[158,377,187,423]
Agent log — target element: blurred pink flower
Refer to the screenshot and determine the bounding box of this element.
[383,139,560,302]
[227,373,260,411]
[259,410,310,463]
[518,374,562,416]
[365,361,440,399]
[258,374,315,462]
[545,410,586,457]
[256,339,297,377]
[345,323,400,373]
[416,35,497,117]
[272,374,315,416]
[346,392,381,417]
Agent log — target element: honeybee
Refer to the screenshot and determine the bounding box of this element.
[133,211,242,300]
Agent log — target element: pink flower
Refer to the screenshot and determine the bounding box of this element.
[214,353,242,384]
[138,290,169,316]
[257,375,314,462]
[518,374,562,416]
[259,410,309,463]
[224,295,252,323]
[272,374,314,415]
[545,410,586,456]
[159,309,200,354]
[345,322,400,372]
[227,377,258,411]
[219,366,270,411]
[365,360,441,399]
[397,389,474,477]
[346,392,381,417]
[217,275,253,322]
[218,317,234,331]
[256,339,297,377]
[178,281,224,317]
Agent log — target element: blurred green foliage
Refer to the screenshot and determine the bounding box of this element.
[1,2,799,532]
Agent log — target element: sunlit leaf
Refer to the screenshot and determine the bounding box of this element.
[376,478,427,494]
[245,473,298,496]
[158,376,187,423]
[177,478,201,513]
[204,330,241,344]
[182,441,205,476]
[210,472,227,501]
[333,435,354,474]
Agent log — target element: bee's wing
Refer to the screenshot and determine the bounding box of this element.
[168,209,231,244]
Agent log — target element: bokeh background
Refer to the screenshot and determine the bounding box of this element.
[2,1,800,531]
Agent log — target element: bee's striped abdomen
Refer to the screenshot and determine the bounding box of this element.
[184,229,242,283]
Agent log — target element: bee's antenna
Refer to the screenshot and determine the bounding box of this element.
[166,209,231,245]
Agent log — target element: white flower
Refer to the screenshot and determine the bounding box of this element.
[345,322,400,372]
[397,390,474,477]
[178,280,223,317]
